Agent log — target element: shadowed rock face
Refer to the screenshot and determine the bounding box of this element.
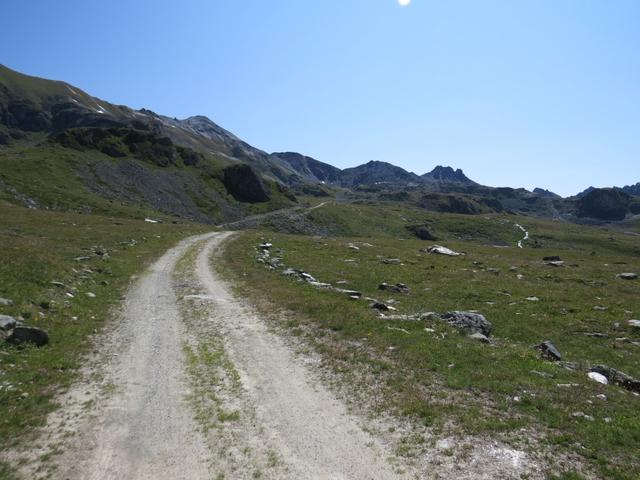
[223,164,271,203]
[577,188,631,221]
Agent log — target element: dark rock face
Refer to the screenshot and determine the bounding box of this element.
[223,164,271,203]
[577,188,631,221]
[441,311,493,336]
[6,326,49,347]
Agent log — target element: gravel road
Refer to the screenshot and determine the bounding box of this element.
[42,232,404,479]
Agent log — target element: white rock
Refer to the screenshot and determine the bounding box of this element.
[587,372,608,385]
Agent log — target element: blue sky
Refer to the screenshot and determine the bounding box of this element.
[2,0,639,195]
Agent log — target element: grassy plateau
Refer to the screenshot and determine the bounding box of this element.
[221,202,640,479]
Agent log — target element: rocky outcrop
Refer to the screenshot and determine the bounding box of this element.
[441,311,493,336]
[222,164,271,203]
[577,188,632,221]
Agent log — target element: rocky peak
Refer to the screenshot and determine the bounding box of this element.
[422,165,473,184]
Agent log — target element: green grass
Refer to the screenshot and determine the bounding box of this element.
[0,202,207,477]
[222,208,640,479]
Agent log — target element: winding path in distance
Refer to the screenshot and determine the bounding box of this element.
[515,223,529,248]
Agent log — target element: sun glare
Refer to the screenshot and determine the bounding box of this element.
[398,0,411,6]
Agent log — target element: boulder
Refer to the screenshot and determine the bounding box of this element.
[590,365,640,393]
[0,297,13,306]
[441,311,492,336]
[535,341,562,361]
[6,326,49,347]
[423,245,463,257]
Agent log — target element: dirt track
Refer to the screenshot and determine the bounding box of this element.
[42,232,404,479]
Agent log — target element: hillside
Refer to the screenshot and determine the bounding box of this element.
[1,64,638,225]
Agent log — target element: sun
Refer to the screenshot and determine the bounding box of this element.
[398,0,411,6]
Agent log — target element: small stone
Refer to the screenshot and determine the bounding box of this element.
[593,306,608,311]
[86,292,96,298]
[300,272,317,283]
[596,394,607,400]
[259,243,273,250]
[0,315,17,331]
[371,302,397,312]
[616,273,638,280]
[627,320,640,328]
[469,332,490,343]
[378,282,410,294]
[545,261,565,267]
[381,258,402,265]
[487,268,500,275]
[526,296,540,302]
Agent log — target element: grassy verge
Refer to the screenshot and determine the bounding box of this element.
[221,212,640,479]
[0,202,207,478]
